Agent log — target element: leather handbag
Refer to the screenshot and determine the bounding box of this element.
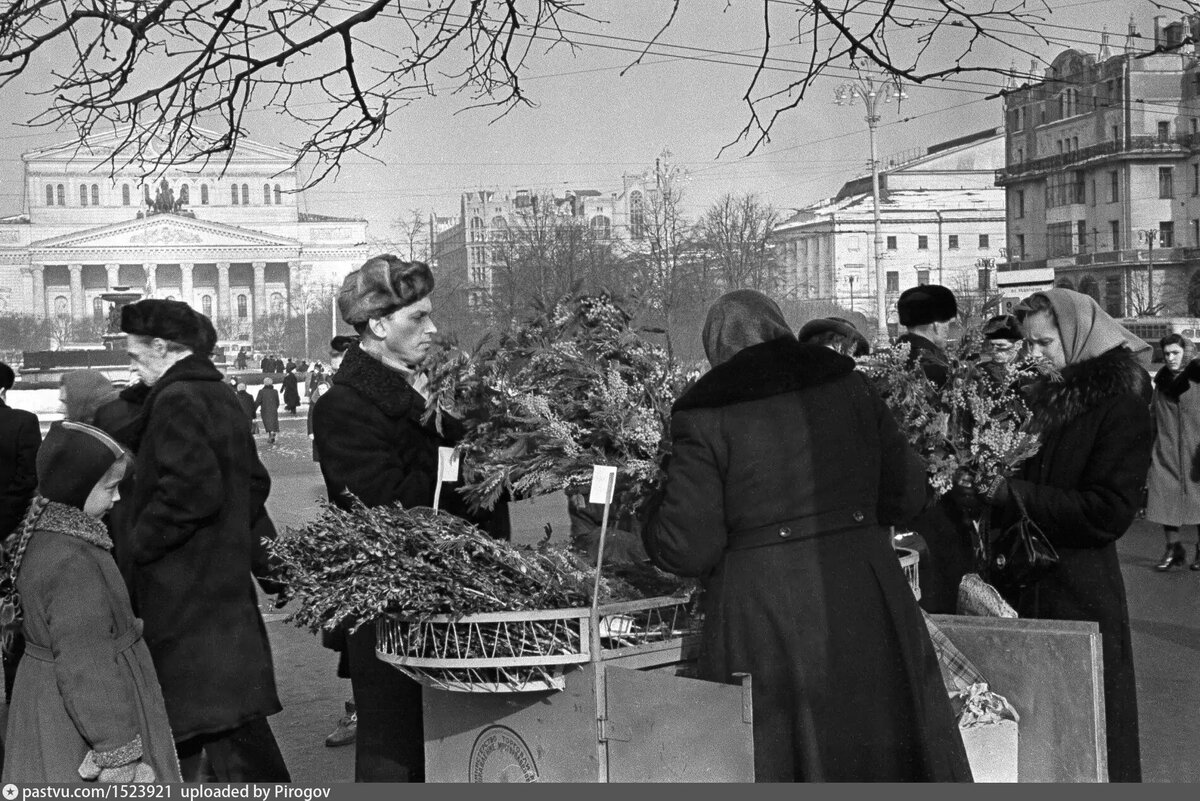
[985,486,1059,591]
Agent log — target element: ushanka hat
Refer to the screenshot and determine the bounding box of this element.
[982,314,1022,341]
[337,255,434,326]
[36,421,129,509]
[897,284,958,327]
[121,299,211,354]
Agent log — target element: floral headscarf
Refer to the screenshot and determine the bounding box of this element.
[1020,289,1150,365]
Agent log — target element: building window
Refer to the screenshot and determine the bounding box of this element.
[201,184,209,205]
[469,217,485,242]
[54,296,68,318]
[1160,167,1175,199]
[978,234,988,249]
[916,269,930,285]
[79,185,88,206]
[1104,277,1123,317]
[948,234,959,250]
[121,185,130,205]
[201,295,212,316]
[237,295,248,319]
[1159,120,1171,141]
[179,184,189,205]
[270,292,284,314]
[470,265,487,284]
[1110,220,1120,250]
[1016,234,1026,259]
[93,297,104,323]
[1112,125,1120,142]
[1161,221,1175,247]
[591,215,611,239]
[917,235,928,250]
[274,185,282,204]
[46,186,53,205]
[231,184,239,205]
[263,184,271,204]
[55,185,64,205]
[886,271,899,292]
[1077,220,1087,253]
[1108,171,1119,202]
[630,190,645,239]
[91,184,99,206]
[241,184,249,205]
[1014,190,1025,218]
[1048,222,1075,258]
[886,236,898,250]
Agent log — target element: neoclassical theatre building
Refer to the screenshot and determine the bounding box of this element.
[0,129,369,342]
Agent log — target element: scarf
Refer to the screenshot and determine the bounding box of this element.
[34,501,113,551]
[701,289,794,368]
[1025,288,1150,365]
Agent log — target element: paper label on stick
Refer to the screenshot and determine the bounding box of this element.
[589,465,617,505]
[437,447,461,483]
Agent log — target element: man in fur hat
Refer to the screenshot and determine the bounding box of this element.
[117,299,289,782]
[895,284,958,387]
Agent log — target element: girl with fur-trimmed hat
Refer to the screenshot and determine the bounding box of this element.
[1,422,181,784]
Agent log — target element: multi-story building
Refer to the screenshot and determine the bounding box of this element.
[0,128,369,342]
[773,128,1007,334]
[996,16,1200,316]
[433,180,650,313]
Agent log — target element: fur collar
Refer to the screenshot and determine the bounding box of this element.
[1027,347,1150,432]
[36,501,113,551]
[1153,359,1200,400]
[332,344,425,421]
[673,337,856,413]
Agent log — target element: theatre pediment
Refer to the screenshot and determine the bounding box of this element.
[31,214,300,254]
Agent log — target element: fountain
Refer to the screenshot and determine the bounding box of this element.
[18,286,143,385]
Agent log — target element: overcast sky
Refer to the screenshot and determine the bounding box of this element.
[0,0,1172,241]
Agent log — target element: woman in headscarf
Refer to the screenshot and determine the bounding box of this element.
[1144,333,1200,571]
[955,288,1152,782]
[58,370,118,425]
[642,290,972,782]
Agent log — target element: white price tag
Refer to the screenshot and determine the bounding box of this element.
[437,447,461,483]
[588,465,617,505]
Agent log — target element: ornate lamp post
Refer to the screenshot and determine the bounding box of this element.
[835,63,907,346]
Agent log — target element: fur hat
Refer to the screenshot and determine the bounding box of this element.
[121,299,210,353]
[36,421,128,509]
[897,285,957,327]
[982,314,1022,341]
[797,316,870,356]
[337,255,434,326]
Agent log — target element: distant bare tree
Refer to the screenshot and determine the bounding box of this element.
[0,2,1049,182]
[0,313,53,353]
[696,193,781,294]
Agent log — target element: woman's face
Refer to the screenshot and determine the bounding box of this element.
[1023,311,1067,369]
[1165,343,1188,371]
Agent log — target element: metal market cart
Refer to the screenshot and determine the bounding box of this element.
[376,594,755,782]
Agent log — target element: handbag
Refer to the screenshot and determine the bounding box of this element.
[984,486,1059,591]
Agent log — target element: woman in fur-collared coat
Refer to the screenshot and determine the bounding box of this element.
[1145,334,1200,570]
[961,289,1153,783]
[642,290,972,783]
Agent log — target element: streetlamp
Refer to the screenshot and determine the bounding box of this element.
[835,62,907,346]
[1138,229,1158,315]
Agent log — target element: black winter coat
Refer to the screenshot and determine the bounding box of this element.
[281,373,300,411]
[312,344,507,782]
[0,400,40,540]
[642,338,971,782]
[896,332,950,387]
[118,355,281,743]
[992,346,1151,783]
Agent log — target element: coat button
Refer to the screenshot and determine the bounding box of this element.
[778,526,791,538]
[852,511,865,522]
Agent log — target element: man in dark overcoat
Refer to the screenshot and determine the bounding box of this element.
[0,361,41,704]
[117,300,289,782]
[893,285,976,614]
[312,255,507,782]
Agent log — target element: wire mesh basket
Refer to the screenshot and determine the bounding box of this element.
[376,595,697,693]
[896,546,921,600]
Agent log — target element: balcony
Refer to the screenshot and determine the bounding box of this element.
[1068,247,1188,268]
[996,134,1200,183]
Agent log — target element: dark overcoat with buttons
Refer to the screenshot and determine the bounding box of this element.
[642,337,972,783]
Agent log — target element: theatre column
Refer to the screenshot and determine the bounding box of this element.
[68,264,84,320]
[105,264,119,290]
[180,262,195,308]
[29,264,46,319]
[216,262,231,320]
